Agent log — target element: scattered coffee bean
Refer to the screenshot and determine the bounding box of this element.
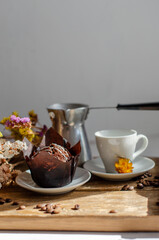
[12,201,19,206]
[17,205,26,210]
[144,174,148,178]
[109,210,117,213]
[5,198,12,203]
[128,186,134,191]
[137,183,144,189]
[154,176,159,179]
[140,176,145,179]
[153,182,159,187]
[72,204,80,210]
[46,203,53,208]
[46,207,53,213]
[36,203,46,209]
[121,184,129,191]
[142,180,148,186]
[0,199,5,205]
[53,207,61,214]
[147,173,152,177]
[156,202,159,206]
[147,181,151,186]
[40,206,47,211]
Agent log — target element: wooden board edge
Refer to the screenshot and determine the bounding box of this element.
[0,215,158,232]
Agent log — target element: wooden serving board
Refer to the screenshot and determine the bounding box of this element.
[0,157,158,232]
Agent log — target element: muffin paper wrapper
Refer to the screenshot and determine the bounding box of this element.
[26,127,81,188]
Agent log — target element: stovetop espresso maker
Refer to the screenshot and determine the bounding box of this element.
[47,102,159,165]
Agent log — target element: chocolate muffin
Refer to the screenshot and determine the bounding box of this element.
[25,128,81,188]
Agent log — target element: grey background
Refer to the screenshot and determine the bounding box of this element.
[0,0,159,156]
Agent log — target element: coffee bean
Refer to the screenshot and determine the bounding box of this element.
[140,176,145,179]
[53,207,61,214]
[121,185,129,191]
[142,180,148,186]
[0,200,5,205]
[46,203,53,208]
[12,201,19,206]
[5,198,12,203]
[138,179,144,184]
[153,182,159,187]
[147,173,152,177]
[144,174,148,178]
[146,181,151,186]
[72,204,80,210]
[46,207,53,213]
[36,204,46,209]
[137,183,144,189]
[154,176,159,179]
[109,210,117,213]
[128,186,134,191]
[40,206,47,211]
[156,202,159,206]
[17,205,26,210]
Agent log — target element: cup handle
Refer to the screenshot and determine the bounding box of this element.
[133,134,148,159]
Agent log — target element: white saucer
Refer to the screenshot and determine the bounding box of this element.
[16,167,91,195]
[83,156,155,181]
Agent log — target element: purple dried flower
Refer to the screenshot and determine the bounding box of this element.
[10,115,17,121]
[20,117,30,123]
[15,117,21,123]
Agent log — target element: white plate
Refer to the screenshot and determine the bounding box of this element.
[83,156,155,181]
[16,167,91,195]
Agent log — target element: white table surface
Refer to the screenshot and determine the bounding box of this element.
[0,231,159,240]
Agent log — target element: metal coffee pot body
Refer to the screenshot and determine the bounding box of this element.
[47,103,92,165]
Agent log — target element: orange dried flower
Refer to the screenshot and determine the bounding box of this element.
[115,158,133,173]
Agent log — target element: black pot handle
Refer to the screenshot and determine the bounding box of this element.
[117,102,159,110]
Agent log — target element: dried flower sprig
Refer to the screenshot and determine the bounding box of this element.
[115,158,133,173]
[0,111,47,146]
[1,114,35,142]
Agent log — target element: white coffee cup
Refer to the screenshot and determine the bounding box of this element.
[95,129,148,173]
